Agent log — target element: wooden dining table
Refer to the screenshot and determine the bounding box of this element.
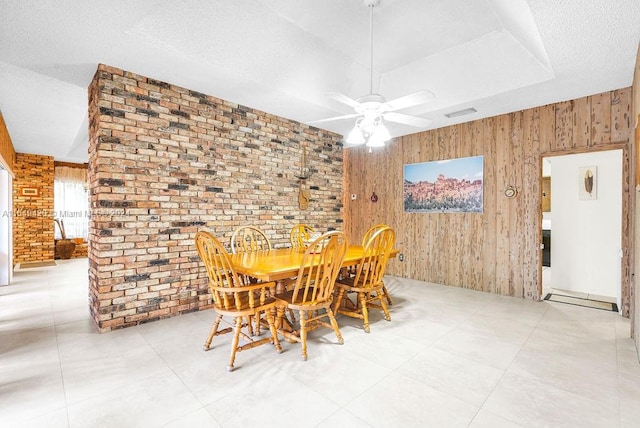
[228,245,398,282]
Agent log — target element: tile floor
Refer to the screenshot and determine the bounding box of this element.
[1,258,639,427]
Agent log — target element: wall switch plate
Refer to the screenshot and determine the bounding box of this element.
[351,194,357,200]
[398,253,404,262]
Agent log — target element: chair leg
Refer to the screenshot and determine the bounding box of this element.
[275,305,285,330]
[333,287,346,313]
[326,306,344,345]
[359,292,370,333]
[227,316,243,372]
[382,284,393,306]
[246,315,254,336]
[299,309,308,361]
[204,314,223,351]
[379,292,391,322]
[287,308,297,324]
[265,310,282,354]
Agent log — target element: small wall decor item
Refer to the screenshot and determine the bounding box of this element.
[296,145,312,210]
[20,187,40,197]
[578,166,597,200]
[504,185,518,199]
[404,155,483,213]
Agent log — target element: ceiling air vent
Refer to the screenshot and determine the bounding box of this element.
[445,107,477,118]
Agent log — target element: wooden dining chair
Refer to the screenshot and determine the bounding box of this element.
[289,224,315,248]
[195,230,282,371]
[360,223,394,306]
[273,231,347,361]
[333,226,395,333]
[230,226,271,253]
[230,226,276,333]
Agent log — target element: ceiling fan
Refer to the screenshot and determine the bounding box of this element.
[311,0,435,147]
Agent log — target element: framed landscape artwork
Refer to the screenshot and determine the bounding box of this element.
[404,155,484,213]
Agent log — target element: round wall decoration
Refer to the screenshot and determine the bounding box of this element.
[504,185,518,199]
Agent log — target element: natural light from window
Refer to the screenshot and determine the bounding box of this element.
[54,166,88,241]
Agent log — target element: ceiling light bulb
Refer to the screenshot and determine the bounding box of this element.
[346,124,365,145]
[366,123,390,147]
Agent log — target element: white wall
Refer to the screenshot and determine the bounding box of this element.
[0,168,12,286]
[550,150,622,300]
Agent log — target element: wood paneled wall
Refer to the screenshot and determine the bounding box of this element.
[632,41,639,348]
[344,87,633,316]
[0,114,16,174]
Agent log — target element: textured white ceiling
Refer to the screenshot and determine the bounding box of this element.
[0,0,638,163]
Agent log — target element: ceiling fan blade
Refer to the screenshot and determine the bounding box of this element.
[384,90,435,112]
[308,113,362,125]
[327,92,363,109]
[383,112,432,127]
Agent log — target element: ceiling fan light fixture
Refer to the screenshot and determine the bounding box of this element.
[346,123,366,145]
[366,122,390,147]
[311,0,435,148]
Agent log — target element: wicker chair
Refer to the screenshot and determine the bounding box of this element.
[289,224,315,249]
[230,226,271,253]
[195,231,282,371]
[333,226,395,333]
[273,231,347,360]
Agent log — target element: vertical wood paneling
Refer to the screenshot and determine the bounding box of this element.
[344,87,633,314]
[612,88,632,143]
[509,112,525,298]
[634,41,640,346]
[495,114,511,295]
[591,92,612,145]
[482,117,497,293]
[555,101,574,150]
[574,96,591,148]
[523,108,540,298]
[0,114,16,174]
[621,145,632,316]
[539,104,556,152]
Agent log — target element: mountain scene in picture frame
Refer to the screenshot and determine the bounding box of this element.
[403,155,483,213]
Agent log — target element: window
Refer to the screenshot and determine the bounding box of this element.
[54,166,88,240]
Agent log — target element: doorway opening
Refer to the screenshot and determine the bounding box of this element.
[0,166,12,286]
[540,149,623,312]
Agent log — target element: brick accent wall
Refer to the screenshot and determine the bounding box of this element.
[13,153,55,264]
[88,64,344,332]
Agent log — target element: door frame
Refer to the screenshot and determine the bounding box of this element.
[538,141,632,316]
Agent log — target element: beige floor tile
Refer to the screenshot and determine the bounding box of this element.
[60,343,171,405]
[12,407,69,428]
[397,347,505,407]
[2,261,639,427]
[163,408,221,428]
[315,409,373,428]
[339,326,426,370]
[204,371,339,427]
[172,349,280,406]
[523,328,618,371]
[0,361,66,424]
[67,370,201,427]
[483,372,620,427]
[433,326,523,370]
[468,409,524,428]
[507,346,619,408]
[270,342,392,405]
[346,372,479,427]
